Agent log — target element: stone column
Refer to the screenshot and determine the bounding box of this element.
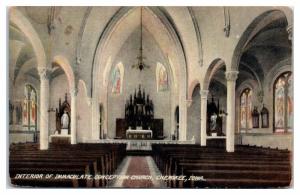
[179,99,188,141]
[38,68,51,150]
[200,90,209,146]
[71,88,78,144]
[91,97,100,140]
[225,71,239,152]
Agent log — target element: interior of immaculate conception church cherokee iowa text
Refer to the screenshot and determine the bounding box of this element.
[8,6,293,188]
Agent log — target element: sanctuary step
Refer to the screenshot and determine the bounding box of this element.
[126,141,152,155]
[85,139,196,156]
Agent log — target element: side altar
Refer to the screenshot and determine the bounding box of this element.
[50,93,71,144]
[116,85,163,140]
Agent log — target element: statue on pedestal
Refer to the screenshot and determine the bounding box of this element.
[61,110,69,129]
[210,113,218,131]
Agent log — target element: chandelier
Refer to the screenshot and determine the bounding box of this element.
[132,7,149,71]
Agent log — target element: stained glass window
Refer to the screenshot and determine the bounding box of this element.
[240,88,253,131]
[274,72,292,133]
[23,84,37,131]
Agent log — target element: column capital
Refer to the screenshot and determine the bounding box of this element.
[186,99,192,107]
[200,90,209,98]
[225,71,239,81]
[38,67,51,80]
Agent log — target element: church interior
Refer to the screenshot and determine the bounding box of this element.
[8,6,293,188]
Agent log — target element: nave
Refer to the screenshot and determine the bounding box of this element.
[9,142,292,188]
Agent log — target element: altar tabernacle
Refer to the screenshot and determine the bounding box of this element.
[116,85,163,139]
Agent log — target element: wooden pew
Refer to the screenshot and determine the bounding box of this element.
[152,144,292,188]
[9,143,127,188]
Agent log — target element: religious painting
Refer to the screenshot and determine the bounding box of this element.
[156,62,168,91]
[111,63,124,94]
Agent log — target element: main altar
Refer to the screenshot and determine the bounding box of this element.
[116,85,163,140]
[126,129,152,139]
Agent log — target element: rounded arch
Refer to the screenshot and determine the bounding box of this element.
[231,9,288,71]
[13,58,36,85]
[267,59,292,92]
[239,61,263,91]
[237,80,258,96]
[9,8,47,68]
[188,79,200,100]
[53,55,75,90]
[203,58,226,90]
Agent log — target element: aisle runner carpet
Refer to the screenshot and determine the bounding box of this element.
[122,156,154,188]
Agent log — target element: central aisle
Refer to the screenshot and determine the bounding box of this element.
[109,156,166,188]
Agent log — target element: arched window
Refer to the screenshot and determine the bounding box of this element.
[23,84,37,131]
[274,72,292,133]
[156,62,168,91]
[111,62,124,94]
[240,88,253,131]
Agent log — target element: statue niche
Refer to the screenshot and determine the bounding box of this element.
[55,93,71,135]
[207,96,224,136]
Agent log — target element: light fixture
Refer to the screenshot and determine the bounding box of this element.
[132,7,150,71]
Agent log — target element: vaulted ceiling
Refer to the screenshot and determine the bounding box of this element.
[9,7,292,95]
[9,23,37,83]
[237,10,291,87]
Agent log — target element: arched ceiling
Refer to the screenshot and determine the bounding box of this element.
[9,6,292,96]
[209,66,227,93]
[100,7,182,67]
[238,10,291,89]
[9,23,37,82]
[94,6,188,95]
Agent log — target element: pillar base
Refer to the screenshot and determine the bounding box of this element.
[40,143,49,150]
